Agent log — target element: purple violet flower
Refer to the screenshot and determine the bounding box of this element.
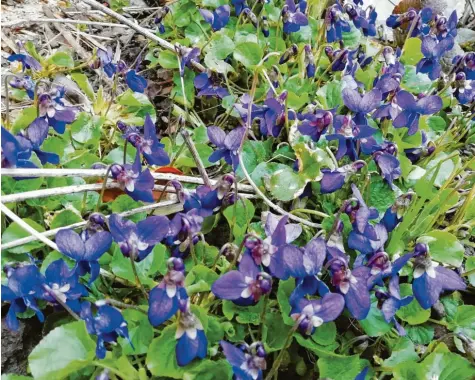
[343,87,382,125]
[175,300,208,366]
[109,213,170,262]
[319,161,365,194]
[194,72,229,99]
[304,45,316,78]
[381,193,413,233]
[110,151,155,203]
[221,341,267,380]
[297,108,334,142]
[290,292,345,335]
[212,253,272,306]
[325,3,351,43]
[373,150,401,188]
[386,7,433,37]
[453,72,474,105]
[35,91,77,134]
[55,228,112,283]
[207,126,245,171]
[282,0,308,34]
[81,301,132,359]
[417,35,455,80]
[95,47,117,78]
[9,75,35,99]
[259,91,287,137]
[154,6,170,34]
[200,5,230,31]
[1,127,38,170]
[8,53,42,71]
[125,70,147,93]
[123,114,169,166]
[1,265,44,331]
[433,11,457,41]
[148,258,188,326]
[281,237,326,279]
[166,211,204,258]
[411,243,466,309]
[393,91,443,135]
[175,45,201,77]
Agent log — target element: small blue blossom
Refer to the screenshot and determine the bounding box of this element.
[166,211,204,258]
[297,108,334,142]
[319,161,365,194]
[9,75,35,98]
[154,6,170,34]
[35,89,77,134]
[304,45,316,78]
[8,53,42,71]
[342,87,382,125]
[109,213,170,262]
[175,45,201,77]
[207,126,245,171]
[417,35,454,80]
[282,0,308,34]
[199,5,230,31]
[194,72,229,99]
[325,3,351,43]
[232,0,248,15]
[221,341,267,380]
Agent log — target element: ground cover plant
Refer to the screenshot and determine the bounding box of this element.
[1,0,475,379]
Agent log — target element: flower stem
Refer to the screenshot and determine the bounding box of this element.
[264,324,298,380]
[258,294,269,339]
[99,298,148,315]
[180,128,212,187]
[189,231,199,265]
[290,209,329,218]
[3,74,16,128]
[92,361,128,379]
[428,318,448,327]
[129,253,149,300]
[95,165,113,212]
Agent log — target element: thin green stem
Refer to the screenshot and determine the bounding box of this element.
[428,318,448,327]
[290,209,329,218]
[99,298,148,315]
[96,165,113,212]
[92,361,128,379]
[264,324,298,380]
[129,252,149,300]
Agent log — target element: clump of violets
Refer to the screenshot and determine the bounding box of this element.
[325,3,350,43]
[281,0,308,34]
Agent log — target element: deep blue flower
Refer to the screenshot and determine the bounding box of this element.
[411,243,466,309]
[200,5,230,31]
[9,75,35,98]
[123,114,169,166]
[416,35,454,80]
[281,237,327,279]
[176,45,201,77]
[148,258,188,326]
[33,90,77,134]
[110,151,156,203]
[212,252,272,306]
[1,127,38,170]
[109,213,170,262]
[95,47,117,78]
[290,292,345,335]
[393,91,443,135]
[261,16,270,37]
[8,53,42,71]
[325,3,351,43]
[344,3,377,37]
[41,259,88,313]
[434,11,457,41]
[55,228,112,283]
[125,70,147,93]
[207,126,245,171]
[386,8,432,37]
[453,72,474,105]
[319,161,365,194]
[375,276,413,335]
[343,87,382,125]
[81,301,132,359]
[1,265,44,331]
[282,0,308,34]
[279,44,299,65]
[355,367,369,380]
[175,301,208,366]
[404,131,435,163]
[453,53,475,80]
[166,211,204,257]
[232,0,248,15]
[381,193,413,233]
[297,108,334,142]
[372,92,400,121]
[246,213,302,279]
[326,115,377,161]
[194,72,229,99]
[221,341,267,380]
[304,45,316,78]
[154,6,170,34]
[373,151,401,188]
[20,117,60,165]
[259,92,287,137]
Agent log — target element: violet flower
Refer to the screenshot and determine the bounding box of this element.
[290,292,345,335]
[194,72,229,99]
[232,0,248,16]
[81,301,132,359]
[434,11,457,41]
[417,35,454,80]
[404,131,435,163]
[259,91,287,137]
[453,72,474,105]
[261,16,270,37]
[376,276,413,335]
[55,228,112,283]
[304,45,315,78]
[297,108,334,142]
[342,88,382,125]
[109,213,170,262]
[221,341,267,380]
[1,265,44,331]
[200,5,230,31]
[22,118,60,165]
[453,53,475,80]
[325,3,351,43]
[166,211,203,258]
[123,114,169,166]
[35,91,76,134]
[211,253,272,306]
[247,213,302,279]
[373,150,401,188]
[125,70,147,93]
[1,127,38,170]
[175,45,201,77]
[41,259,88,313]
[411,243,466,309]
[154,6,170,34]
[282,0,308,34]
[8,53,42,71]
[319,161,365,194]
[148,258,188,326]
[326,115,377,161]
[175,300,208,366]
[281,238,327,279]
[207,126,245,171]
[372,92,400,121]
[386,8,433,37]
[110,151,155,203]
[381,193,413,233]
[9,75,35,98]
[393,91,443,135]
[95,47,117,78]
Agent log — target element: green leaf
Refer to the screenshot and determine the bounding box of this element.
[421,351,475,380]
[28,321,96,380]
[119,309,153,355]
[287,91,309,110]
[223,198,256,244]
[401,38,424,65]
[235,140,271,179]
[418,230,464,267]
[171,69,196,108]
[11,107,37,134]
[2,218,46,254]
[1,375,33,380]
[342,25,361,48]
[325,81,343,109]
[233,42,263,68]
[396,284,430,325]
[222,298,266,325]
[317,354,365,380]
[48,51,74,68]
[250,162,288,191]
[448,305,475,333]
[50,209,83,229]
[264,310,293,352]
[269,166,306,201]
[110,195,146,222]
[359,300,392,337]
[110,246,157,287]
[368,176,396,212]
[393,361,425,380]
[312,322,337,346]
[70,73,95,100]
[158,50,179,69]
[293,142,331,181]
[176,143,214,168]
[207,33,235,60]
[406,325,434,345]
[401,66,432,93]
[206,316,225,345]
[183,359,232,380]
[383,337,419,368]
[185,264,219,295]
[465,257,475,286]
[427,116,446,133]
[204,53,235,74]
[425,152,459,187]
[70,113,103,147]
[277,278,295,325]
